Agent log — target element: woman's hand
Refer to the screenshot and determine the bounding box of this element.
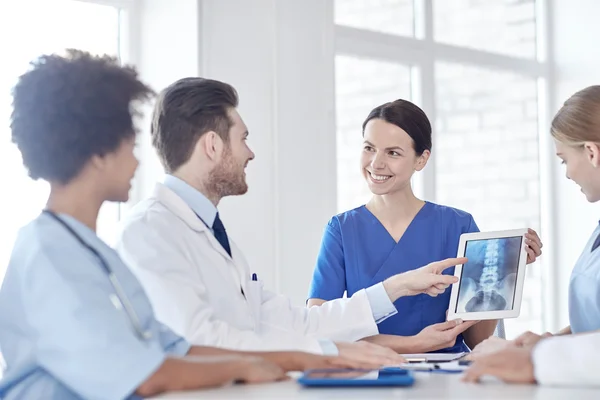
[525,228,543,264]
[469,331,552,361]
[514,331,553,348]
[463,347,536,384]
[469,336,515,360]
[412,319,478,352]
[234,357,289,384]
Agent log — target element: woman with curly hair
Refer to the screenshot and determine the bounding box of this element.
[0,50,362,400]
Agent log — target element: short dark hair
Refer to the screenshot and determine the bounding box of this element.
[11,49,153,184]
[151,77,239,173]
[362,99,432,156]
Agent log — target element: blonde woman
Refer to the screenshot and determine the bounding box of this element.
[465,85,600,386]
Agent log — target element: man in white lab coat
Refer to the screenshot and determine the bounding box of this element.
[463,331,600,386]
[116,77,472,361]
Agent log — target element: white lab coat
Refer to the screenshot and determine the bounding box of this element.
[115,183,382,354]
[533,331,600,386]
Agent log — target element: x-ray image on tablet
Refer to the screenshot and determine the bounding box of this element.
[456,236,521,312]
[447,229,528,321]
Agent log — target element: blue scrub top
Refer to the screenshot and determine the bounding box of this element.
[569,222,600,333]
[308,201,479,353]
[0,213,190,400]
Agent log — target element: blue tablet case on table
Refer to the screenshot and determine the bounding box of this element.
[297,368,415,387]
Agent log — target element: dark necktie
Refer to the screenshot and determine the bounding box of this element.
[592,230,600,252]
[212,213,232,257]
[213,212,244,296]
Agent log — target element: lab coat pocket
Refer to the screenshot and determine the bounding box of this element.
[245,279,263,332]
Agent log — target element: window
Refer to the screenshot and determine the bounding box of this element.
[433,0,537,58]
[0,0,128,281]
[335,55,412,211]
[334,0,415,37]
[435,63,543,335]
[334,0,549,337]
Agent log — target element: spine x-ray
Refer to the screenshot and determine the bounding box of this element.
[455,237,522,313]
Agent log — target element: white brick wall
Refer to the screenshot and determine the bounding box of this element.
[435,62,542,337]
[335,55,412,212]
[433,0,537,58]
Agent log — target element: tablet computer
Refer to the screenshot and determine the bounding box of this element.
[447,228,528,321]
[297,368,415,387]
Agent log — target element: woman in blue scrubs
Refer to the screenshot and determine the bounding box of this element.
[308,99,543,353]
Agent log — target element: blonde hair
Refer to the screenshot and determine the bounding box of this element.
[551,85,600,146]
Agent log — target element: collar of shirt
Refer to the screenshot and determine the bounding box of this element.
[163,174,217,229]
[49,212,111,251]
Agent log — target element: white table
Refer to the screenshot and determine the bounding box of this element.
[155,372,600,399]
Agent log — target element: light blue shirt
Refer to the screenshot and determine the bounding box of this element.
[164,175,396,356]
[164,175,217,229]
[569,222,600,333]
[0,213,190,400]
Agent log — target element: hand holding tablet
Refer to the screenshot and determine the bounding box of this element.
[447,229,529,321]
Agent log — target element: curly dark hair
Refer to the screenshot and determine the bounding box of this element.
[10,49,154,184]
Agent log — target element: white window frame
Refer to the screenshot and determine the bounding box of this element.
[0,0,139,246]
[73,0,138,60]
[72,0,140,232]
[333,0,559,332]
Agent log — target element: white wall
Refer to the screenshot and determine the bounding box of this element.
[550,0,600,329]
[128,0,200,206]
[199,0,280,292]
[133,0,336,304]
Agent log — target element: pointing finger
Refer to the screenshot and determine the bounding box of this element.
[432,274,458,286]
[429,257,467,274]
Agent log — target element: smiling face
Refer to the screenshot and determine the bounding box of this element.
[360,118,429,196]
[555,139,600,202]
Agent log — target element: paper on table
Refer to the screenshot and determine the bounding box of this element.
[400,361,469,372]
[400,352,467,363]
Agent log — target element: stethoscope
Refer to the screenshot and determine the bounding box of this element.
[43,210,153,341]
